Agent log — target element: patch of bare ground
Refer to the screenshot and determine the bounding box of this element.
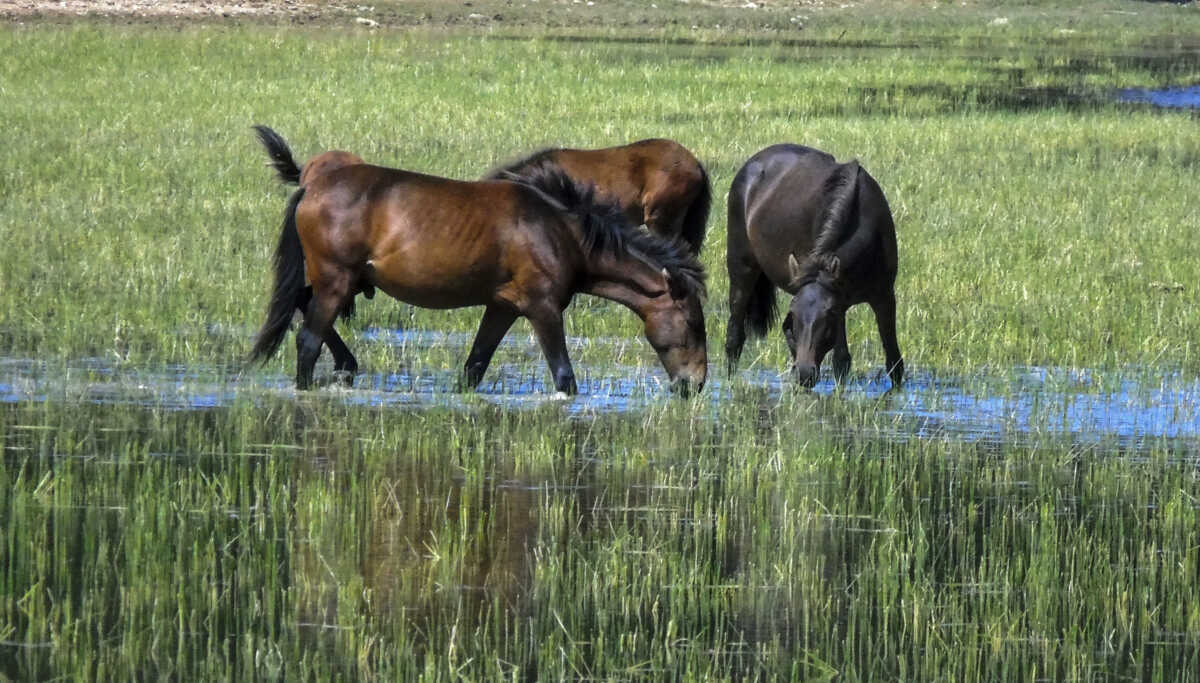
[0,0,318,19]
[0,0,849,22]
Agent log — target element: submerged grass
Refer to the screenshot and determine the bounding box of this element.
[3,2,1200,679]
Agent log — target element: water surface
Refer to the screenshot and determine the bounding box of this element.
[1117,84,1200,108]
[3,340,1198,453]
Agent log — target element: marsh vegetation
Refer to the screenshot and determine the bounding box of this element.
[3,2,1200,679]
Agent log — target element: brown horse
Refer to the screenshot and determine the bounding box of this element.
[725,144,903,388]
[485,139,711,256]
[247,126,708,395]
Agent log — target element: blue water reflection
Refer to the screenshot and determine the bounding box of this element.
[1117,85,1200,108]
[2,354,1198,451]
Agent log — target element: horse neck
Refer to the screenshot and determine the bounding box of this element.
[581,251,667,319]
[829,217,886,300]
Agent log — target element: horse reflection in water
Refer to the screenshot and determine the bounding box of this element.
[725,144,904,389]
[247,126,707,396]
[289,416,872,666]
[291,452,545,640]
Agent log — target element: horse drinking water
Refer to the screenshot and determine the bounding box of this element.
[247,126,708,395]
[725,144,904,388]
[485,139,712,256]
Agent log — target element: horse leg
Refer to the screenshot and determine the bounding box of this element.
[527,306,577,395]
[324,327,358,386]
[831,312,852,383]
[296,276,352,390]
[724,252,768,374]
[724,277,752,375]
[295,325,324,391]
[724,188,764,375]
[870,292,905,388]
[298,283,358,385]
[460,304,519,391]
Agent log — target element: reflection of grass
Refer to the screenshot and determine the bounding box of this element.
[4,394,1199,679]
[3,6,1200,679]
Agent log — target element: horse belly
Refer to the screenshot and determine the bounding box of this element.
[366,251,497,310]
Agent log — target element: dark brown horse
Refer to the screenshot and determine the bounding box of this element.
[725,144,903,388]
[485,139,711,256]
[247,126,708,395]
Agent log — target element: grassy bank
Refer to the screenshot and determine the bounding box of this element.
[1,13,1198,377]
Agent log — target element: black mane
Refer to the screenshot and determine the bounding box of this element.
[792,160,861,287]
[503,166,706,298]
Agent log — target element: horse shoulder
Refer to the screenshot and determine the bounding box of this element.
[494,206,579,310]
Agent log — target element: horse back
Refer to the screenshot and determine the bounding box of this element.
[300,164,520,256]
[299,150,366,187]
[733,144,895,294]
[733,146,842,286]
[553,139,704,212]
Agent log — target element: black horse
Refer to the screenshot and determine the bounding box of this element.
[725,144,903,388]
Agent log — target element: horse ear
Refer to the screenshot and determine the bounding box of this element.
[662,267,686,300]
[824,255,841,279]
[788,253,802,283]
[782,311,796,356]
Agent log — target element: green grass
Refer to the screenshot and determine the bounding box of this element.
[2,15,1199,375]
[3,3,1200,680]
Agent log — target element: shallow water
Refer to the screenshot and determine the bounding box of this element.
[3,330,1198,452]
[1117,84,1200,108]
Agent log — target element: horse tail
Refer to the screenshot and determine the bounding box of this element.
[679,162,711,256]
[744,273,778,339]
[249,187,307,365]
[814,160,861,254]
[726,189,775,338]
[253,125,303,185]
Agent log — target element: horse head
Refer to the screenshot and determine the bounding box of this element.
[782,253,844,388]
[643,267,708,395]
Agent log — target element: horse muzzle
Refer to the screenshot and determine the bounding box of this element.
[670,378,704,398]
[792,363,819,388]
[670,365,707,397]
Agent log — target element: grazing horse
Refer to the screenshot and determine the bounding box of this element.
[725,144,904,388]
[485,139,712,256]
[247,126,708,395]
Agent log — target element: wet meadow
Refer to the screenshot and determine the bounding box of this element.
[3,1,1200,679]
